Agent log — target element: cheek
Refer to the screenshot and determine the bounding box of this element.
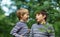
[24,15,27,19]
[38,16,43,20]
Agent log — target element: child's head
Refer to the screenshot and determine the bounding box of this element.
[35,10,47,22]
[17,8,29,22]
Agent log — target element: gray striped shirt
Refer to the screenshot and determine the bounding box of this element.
[10,21,29,37]
[30,23,55,37]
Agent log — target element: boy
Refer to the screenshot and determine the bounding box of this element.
[30,10,55,37]
[10,8,29,37]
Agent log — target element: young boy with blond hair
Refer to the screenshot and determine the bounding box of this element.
[10,8,29,37]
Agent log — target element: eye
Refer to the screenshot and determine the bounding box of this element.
[37,14,40,16]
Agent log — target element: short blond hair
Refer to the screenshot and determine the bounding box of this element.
[16,8,29,20]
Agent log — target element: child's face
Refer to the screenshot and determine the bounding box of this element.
[22,13,29,21]
[36,13,45,22]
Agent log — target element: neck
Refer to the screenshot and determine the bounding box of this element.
[20,19,25,22]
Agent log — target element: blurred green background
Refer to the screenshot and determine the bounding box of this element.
[0,0,60,37]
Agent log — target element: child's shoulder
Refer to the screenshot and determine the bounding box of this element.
[15,21,24,26]
[46,23,53,27]
[16,22,21,25]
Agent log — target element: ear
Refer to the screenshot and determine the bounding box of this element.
[20,15,23,18]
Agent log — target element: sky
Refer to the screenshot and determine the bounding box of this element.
[0,0,17,16]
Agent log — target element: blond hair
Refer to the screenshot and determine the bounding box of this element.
[16,8,29,20]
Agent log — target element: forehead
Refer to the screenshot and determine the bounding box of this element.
[36,13,42,15]
[25,12,29,14]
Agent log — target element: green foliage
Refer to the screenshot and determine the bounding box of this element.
[0,0,60,37]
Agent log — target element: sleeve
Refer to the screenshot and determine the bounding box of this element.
[48,24,55,37]
[10,22,22,37]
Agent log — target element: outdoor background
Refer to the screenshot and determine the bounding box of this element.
[0,0,60,37]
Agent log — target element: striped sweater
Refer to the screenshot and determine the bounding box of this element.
[30,23,55,37]
[10,21,29,37]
